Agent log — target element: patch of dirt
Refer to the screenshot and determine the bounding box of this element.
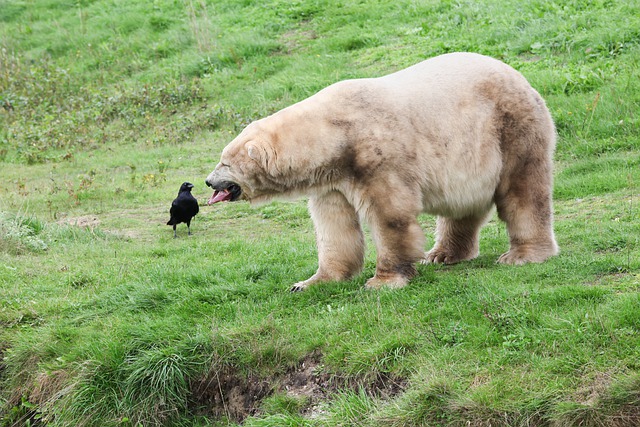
[281,351,406,402]
[190,366,272,422]
[189,352,407,423]
[57,215,100,229]
[281,352,332,401]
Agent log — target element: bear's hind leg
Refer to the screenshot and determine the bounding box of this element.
[495,164,559,265]
[424,212,491,264]
[291,191,365,291]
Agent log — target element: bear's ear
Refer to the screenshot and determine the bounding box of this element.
[245,140,281,174]
[246,141,262,162]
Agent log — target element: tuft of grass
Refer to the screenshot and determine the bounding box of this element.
[0,213,48,254]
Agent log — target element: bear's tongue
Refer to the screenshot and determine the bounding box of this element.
[208,189,231,205]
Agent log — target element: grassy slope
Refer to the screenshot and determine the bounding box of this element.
[1,0,639,426]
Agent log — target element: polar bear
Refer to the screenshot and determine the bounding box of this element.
[205,52,559,291]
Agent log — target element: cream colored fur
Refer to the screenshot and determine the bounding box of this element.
[206,52,559,291]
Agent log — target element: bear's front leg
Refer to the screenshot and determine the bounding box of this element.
[364,201,425,290]
[291,191,365,292]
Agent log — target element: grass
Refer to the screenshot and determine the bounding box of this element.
[1,0,639,426]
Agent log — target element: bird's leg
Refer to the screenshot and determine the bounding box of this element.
[173,225,177,238]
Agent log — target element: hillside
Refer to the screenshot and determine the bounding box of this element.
[1,0,639,426]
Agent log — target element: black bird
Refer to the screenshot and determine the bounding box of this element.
[167,182,199,238]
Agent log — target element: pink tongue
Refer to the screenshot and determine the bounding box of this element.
[208,189,231,205]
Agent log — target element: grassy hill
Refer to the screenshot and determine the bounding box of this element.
[1,0,639,426]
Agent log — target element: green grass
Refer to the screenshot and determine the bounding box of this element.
[1,0,639,426]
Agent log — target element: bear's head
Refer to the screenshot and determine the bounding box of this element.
[205,121,287,205]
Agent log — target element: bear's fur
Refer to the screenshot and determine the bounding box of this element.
[205,52,559,291]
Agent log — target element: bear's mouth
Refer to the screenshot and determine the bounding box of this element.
[207,182,242,205]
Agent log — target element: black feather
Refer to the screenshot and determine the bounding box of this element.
[167,182,199,237]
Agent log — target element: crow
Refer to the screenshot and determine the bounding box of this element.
[167,182,199,238]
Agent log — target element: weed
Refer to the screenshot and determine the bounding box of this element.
[184,0,215,53]
[0,213,49,254]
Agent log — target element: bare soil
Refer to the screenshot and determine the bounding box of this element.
[189,352,406,423]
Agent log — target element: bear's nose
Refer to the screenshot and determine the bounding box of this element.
[205,180,212,188]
